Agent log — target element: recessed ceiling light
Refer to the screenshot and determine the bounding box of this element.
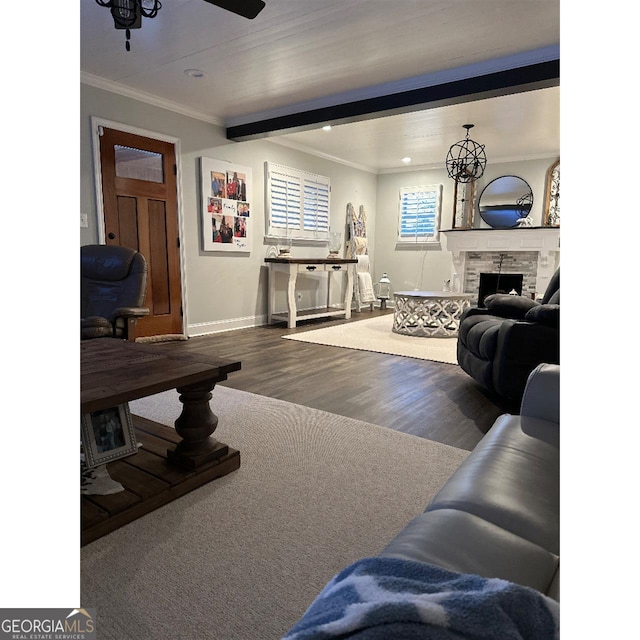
[401,157,412,164]
[184,69,205,78]
[322,125,332,131]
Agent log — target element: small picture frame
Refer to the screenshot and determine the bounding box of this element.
[81,403,138,468]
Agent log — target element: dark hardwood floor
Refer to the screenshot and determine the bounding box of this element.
[171,310,518,452]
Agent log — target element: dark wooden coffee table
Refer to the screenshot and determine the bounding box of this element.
[81,338,242,545]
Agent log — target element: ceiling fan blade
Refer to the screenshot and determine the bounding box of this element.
[202,0,266,19]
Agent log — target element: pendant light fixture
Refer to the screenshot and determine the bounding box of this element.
[95,0,266,52]
[95,0,162,51]
[445,124,487,183]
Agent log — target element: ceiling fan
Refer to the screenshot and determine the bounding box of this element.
[202,0,266,19]
[96,0,266,51]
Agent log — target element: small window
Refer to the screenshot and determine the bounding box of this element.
[115,145,164,183]
[266,162,330,241]
[397,184,442,244]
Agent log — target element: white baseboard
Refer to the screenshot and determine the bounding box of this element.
[187,302,392,337]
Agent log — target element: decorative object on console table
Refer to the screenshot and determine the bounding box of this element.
[543,159,560,227]
[375,273,392,310]
[327,232,342,258]
[278,248,291,257]
[200,157,252,253]
[278,231,292,257]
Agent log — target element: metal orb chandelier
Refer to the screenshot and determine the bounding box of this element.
[95,0,162,51]
[445,124,487,183]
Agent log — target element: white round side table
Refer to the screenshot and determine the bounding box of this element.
[392,291,473,338]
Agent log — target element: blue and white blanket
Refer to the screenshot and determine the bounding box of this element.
[282,557,559,640]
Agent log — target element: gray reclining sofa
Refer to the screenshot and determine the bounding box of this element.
[283,363,560,639]
[381,362,560,599]
[457,268,560,402]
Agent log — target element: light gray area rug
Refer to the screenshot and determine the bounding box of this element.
[81,386,468,640]
[283,314,459,364]
[135,333,188,343]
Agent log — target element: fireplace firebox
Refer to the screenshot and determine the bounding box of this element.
[477,273,523,307]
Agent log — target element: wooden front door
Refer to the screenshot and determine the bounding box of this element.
[98,127,183,337]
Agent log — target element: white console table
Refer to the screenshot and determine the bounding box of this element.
[265,258,357,328]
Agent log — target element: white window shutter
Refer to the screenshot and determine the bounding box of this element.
[398,184,442,243]
[270,170,301,231]
[267,162,330,240]
[303,177,330,236]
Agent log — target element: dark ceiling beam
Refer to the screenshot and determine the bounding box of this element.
[226,58,559,141]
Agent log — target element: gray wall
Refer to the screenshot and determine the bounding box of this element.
[81,84,378,334]
[81,84,557,332]
[373,157,558,294]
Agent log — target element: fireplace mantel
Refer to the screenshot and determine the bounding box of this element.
[441,228,560,297]
[442,227,560,253]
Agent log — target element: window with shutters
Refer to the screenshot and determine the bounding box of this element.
[397,184,443,244]
[266,162,330,241]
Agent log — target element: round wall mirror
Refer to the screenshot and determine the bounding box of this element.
[478,175,533,228]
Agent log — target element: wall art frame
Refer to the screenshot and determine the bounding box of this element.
[543,158,560,227]
[201,157,252,252]
[81,403,138,469]
[451,179,476,229]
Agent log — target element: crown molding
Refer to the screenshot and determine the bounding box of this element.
[377,152,561,175]
[268,138,377,174]
[80,72,225,126]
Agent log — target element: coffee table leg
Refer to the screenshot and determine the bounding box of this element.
[166,378,229,470]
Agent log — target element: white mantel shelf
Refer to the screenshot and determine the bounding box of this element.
[441,227,560,296]
[442,227,560,253]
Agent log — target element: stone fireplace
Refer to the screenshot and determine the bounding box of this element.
[441,228,560,304]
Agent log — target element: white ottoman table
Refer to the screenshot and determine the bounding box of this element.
[392,291,473,338]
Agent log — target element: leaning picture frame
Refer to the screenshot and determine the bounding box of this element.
[81,403,138,468]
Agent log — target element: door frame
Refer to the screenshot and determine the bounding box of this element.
[90,116,189,334]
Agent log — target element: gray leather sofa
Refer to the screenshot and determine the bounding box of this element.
[380,362,560,600]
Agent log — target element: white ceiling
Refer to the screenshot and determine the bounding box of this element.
[80,0,560,172]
